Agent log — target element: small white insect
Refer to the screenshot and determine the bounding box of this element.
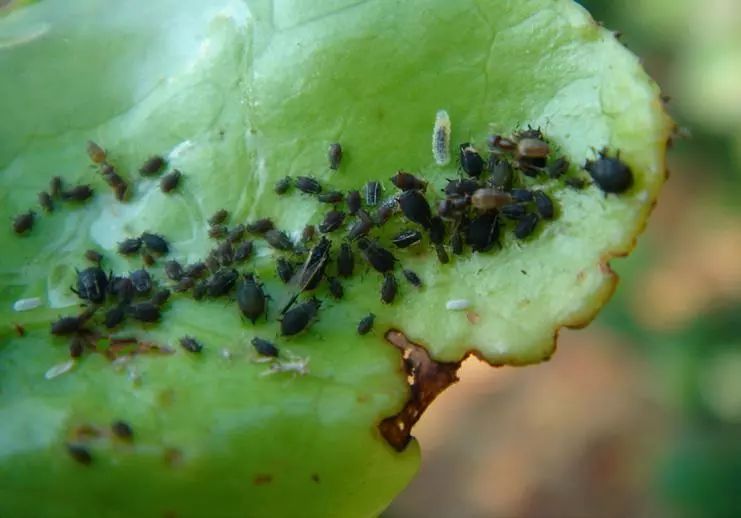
[260,354,310,377]
[446,299,471,311]
[13,297,42,312]
[45,359,76,380]
[432,110,451,165]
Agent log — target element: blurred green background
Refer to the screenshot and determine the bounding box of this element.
[388,1,741,517]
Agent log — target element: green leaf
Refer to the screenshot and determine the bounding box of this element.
[0,0,672,516]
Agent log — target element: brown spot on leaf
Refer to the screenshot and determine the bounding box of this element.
[379,330,461,452]
[253,474,273,485]
[13,323,25,336]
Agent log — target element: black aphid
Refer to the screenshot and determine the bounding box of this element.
[216,241,234,266]
[301,225,316,243]
[12,211,35,235]
[346,190,361,214]
[533,191,554,220]
[547,156,570,179]
[139,156,166,176]
[130,269,152,294]
[141,232,169,255]
[227,224,245,243]
[208,209,229,226]
[380,272,397,304]
[328,277,343,299]
[165,260,184,281]
[328,143,343,170]
[276,258,295,284]
[183,262,207,278]
[392,229,422,248]
[391,171,427,191]
[234,241,254,263]
[104,305,126,329]
[264,229,293,251]
[514,213,539,239]
[357,238,396,273]
[584,150,633,193]
[128,302,161,323]
[318,210,345,233]
[280,298,321,336]
[403,269,422,288]
[173,277,195,293]
[338,242,354,278]
[66,444,92,465]
[110,276,135,303]
[429,216,445,245]
[275,176,292,195]
[160,170,182,193]
[501,204,528,220]
[444,178,479,196]
[511,188,534,203]
[252,337,279,357]
[398,189,432,228]
[297,237,332,291]
[208,224,227,239]
[62,185,94,202]
[51,316,84,336]
[205,254,220,272]
[207,268,238,297]
[86,140,107,164]
[101,165,125,188]
[246,218,275,234]
[117,238,141,256]
[179,336,203,353]
[84,249,103,264]
[451,230,464,255]
[357,313,375,335]
[459,143,484,177]
[111,420,134,440]
[142,252,155,267]
[466,212,499,252]
[73,267,108,303]
[69,337,84,358]
[565,177,587,190]
[317,190,344,204]
[347,218,373,241]
[296,176,322,194]
[488,157,513,191]
[38,191,54,212]
[49,176,63,198]
[364,181,381,206]
[151,288,171,306]
[192,280,208,300]
[435,244,450,264]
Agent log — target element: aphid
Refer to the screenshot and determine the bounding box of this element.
[183,262,207,278]
[128,302,161,322]
[346,216,371,238]
[516,126,544,140]
[207,268,239,297]
[444,178,480,197]
[429,216,445,245]
[48,177,62,200]
[547,156,570,178]
[565,177,587,190]
[179,336,203,353]
[164,260,184,281]
[62,185,94,202]
[51,315,84,336]
[488,134,517,152]
[38,191,54,212]
[117,238,142,256]
[66,443,92,466]
[188,279,205,300]
[584,149,633,193]
[12,210,35,234]
[151,288,171,306]
[318,210,345,233]
[533,191,555,220]
[114,183,128,201]
[297,237,332,291]
[446,299,471,311]
[317,190,344,204]
[375,197,398,226]
[357,238,396,273]
[216,240,234,265]
[451,230,464,255]
[337,242,354,278]
[380,272,397,304]
[471,188,512,211]
[226,224,246,243]
[364,181,381,206]
[140,232,169,255]
[139,156,166,176]
[111,420,134,440]
[500,203,528,219]
[435,244,450,264]
[234,241,254,263]
[251,337,279,357]
[276,258,295,284]
[235,274,268,323]
[391,171,427,191]
[101,165,125,187]
[392,229,422,248]
[205,253,220,272]
[280,298,321,336]
[357,313,375,335]
[488,158,514,191]
[110,276,135,303]
[160,170,182,193]
[516,137,550,159]
[398,189,432,228]
[432,110,451,165]
[327,277,343,299]
[208,209,229,226]
[246,218,275,234]
[514,213,539,239]
[295,176,322,194]
[142,252,155,267]
[328,143,342,170]
[130,269,152,294]
[511,188,534,203]
[264,229,293,251]
[301,225,316,243]
[402,269,422,288]
[459,143,484,177]
[104,305,126,329]
[173,277,195,293]
[86,140,106,164]
[346,190,361,214]
[69,337,85,358]
[73,266,108,303]
[466,212,499,252]
[208,224,227,239]
[84,249,103,264]
[274,176,292,195]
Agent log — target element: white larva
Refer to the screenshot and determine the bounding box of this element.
[13,297,42,312]
[432,110,451,165]
[446,299,471,311]
[45,359,76,380]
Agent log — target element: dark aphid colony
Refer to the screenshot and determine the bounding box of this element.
[346,190,361,214]
[380,272,397,304]
[459,143,484,177]
[72,267,109,304]
[317,191,344,204]
[130,269,153,294]
[318,210,345,233]
[111,420,134,441]
[128,302,161,323]
[84,249,103,264]
[391,171,427,191]
[264,229,293,251]
[207,268,239,297]
[402,269,422,288]
[392,229,422,248]
[327,277,344,299]
[276,258,295,284]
